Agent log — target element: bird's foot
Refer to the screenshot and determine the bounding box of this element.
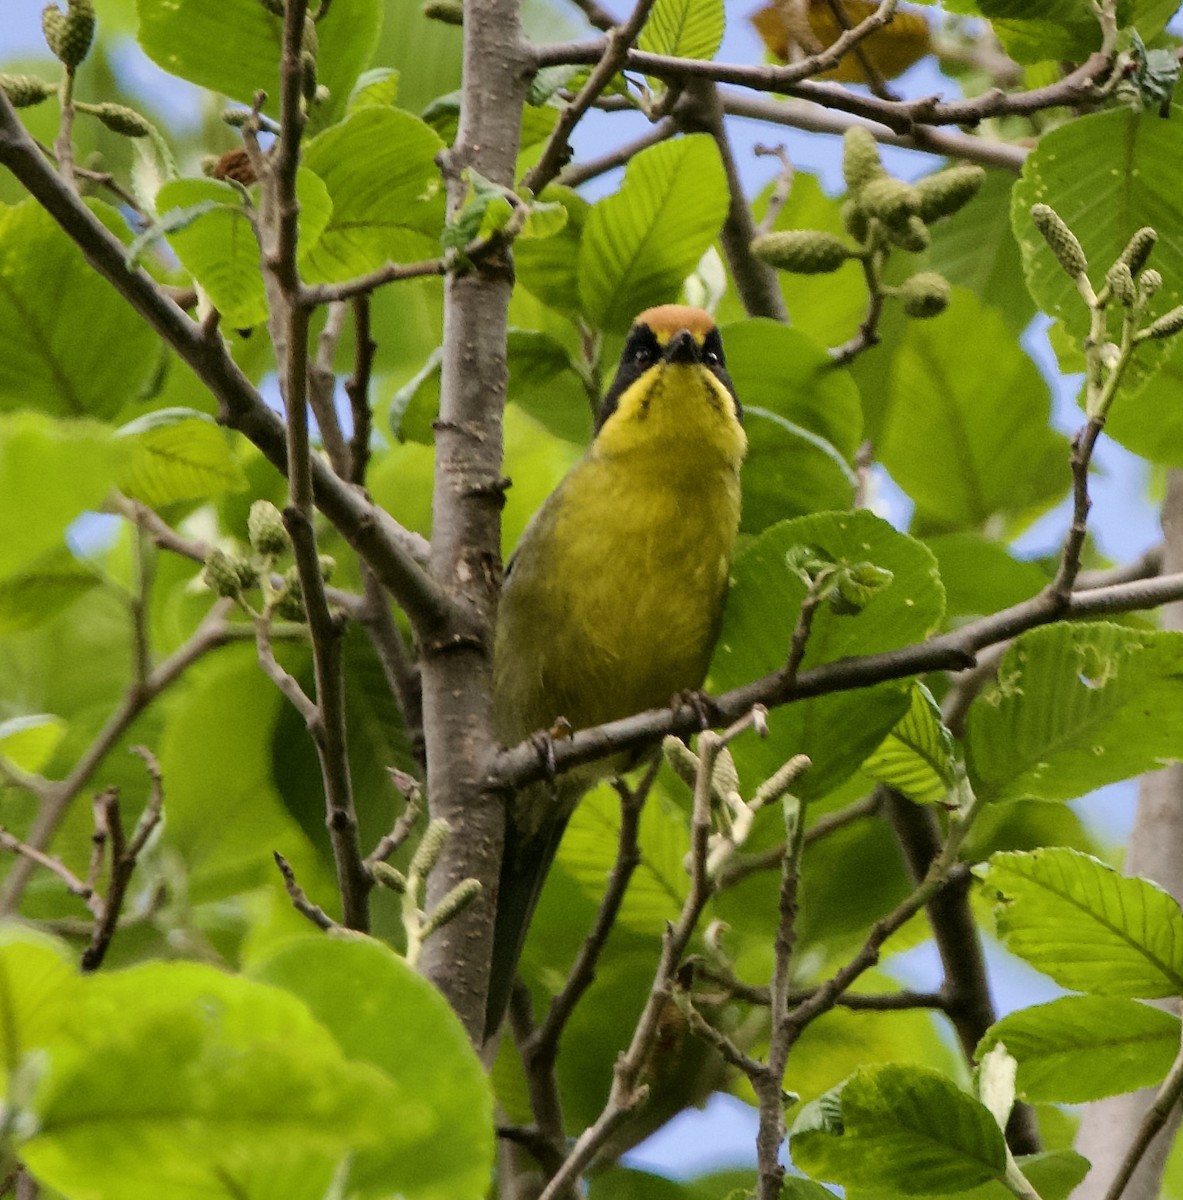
[672,688,716,731]
[529,718,573,782]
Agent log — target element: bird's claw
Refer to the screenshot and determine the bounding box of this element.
[672,689,715,731]
[530,717,573,782]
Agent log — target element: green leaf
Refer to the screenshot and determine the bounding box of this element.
[722,319,860,530]
[0,928,81,1079]
[0,412,125,578]
[923,533,1047,619]
[1012,106,1183,393]
[507,329,593,444]
[252,937,494,1200]
[558,781,688,932]
[136,0,383,124]
[516,186,591,317]
[638,0,725,60]
[848,1150,1089,1200]
[1102,337,1183,465]
[300,107,445,284]
[158,644,324,897]
[965,623,1183,805]
[116,407,247,508]
[347,66,399,111]
[946,0,1177,64]
[978,996,1179,1103]
[158,178,265,327]
[883,288,1069,533]
[579,135,728,333]
[980,846,1183,997]
[791,1064,1007,1193]
[0,200,157,418]
[712,511,945,799]
[21,960,400,1200]
[158,172,332,328]
[0,549,101,635]
[0,714,67,773]
[861,683,956,805]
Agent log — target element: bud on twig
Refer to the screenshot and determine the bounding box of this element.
[662,735,701,793]
[409,817,450,880]
[203,547,255,598]
[1031,204,1088,279]
[842,126,885,197]
[43,0,95,69]
[884,215,930,253]
[751,230,851,275]
[1105,260,1136,307]
[1140,305,1183,341]
[897,271,951,318]
[858,177,920,227]
[1117,226,1157,277]
[76,101,152,138]
[0,74,56,107]
[421,878,481,938]
[370,861,407,893]
[248,500,289,557]
[915,165,985,223]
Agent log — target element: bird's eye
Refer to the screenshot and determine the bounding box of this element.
[703,349,721,367]
[633,345,655,366]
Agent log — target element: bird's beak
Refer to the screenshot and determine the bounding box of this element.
[663,329,700,365]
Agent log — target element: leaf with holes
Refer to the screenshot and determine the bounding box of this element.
[966,623,1183,805]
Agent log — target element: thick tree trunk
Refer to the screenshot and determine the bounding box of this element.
[417,0,529,1041]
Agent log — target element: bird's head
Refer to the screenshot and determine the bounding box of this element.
[592,305,746,467]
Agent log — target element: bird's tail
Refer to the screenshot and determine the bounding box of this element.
[484,806,570,1044]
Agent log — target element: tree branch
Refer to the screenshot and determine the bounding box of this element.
[490,571,1183,791]
[0,90,447,639]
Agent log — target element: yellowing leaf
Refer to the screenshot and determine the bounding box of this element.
[750,0,931,84]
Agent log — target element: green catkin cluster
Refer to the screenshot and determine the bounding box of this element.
[749,230,851,274]
[75,101,152,137]
[42,0,94,68]
[1030,204,1088,279]
[202,548,256,599]
[0,74,56,107]
[751,127,984,323]
[248,500,289,558]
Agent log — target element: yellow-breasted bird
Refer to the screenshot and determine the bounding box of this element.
[486,304,747,1039]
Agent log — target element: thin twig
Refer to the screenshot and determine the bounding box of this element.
[0,602,237,913]
[537,712,761,1199]
[0,829,93,902]
[1101,1038,1183,1200]
[557,118,677,189]
[346,294,376,486]
[716,790,882,887]
[274,851,339,931]
[309,300,352,477]
[526,759,658,1083]
[532,41,1112,134]
[364,783,422,869]
[521,0,661,196]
